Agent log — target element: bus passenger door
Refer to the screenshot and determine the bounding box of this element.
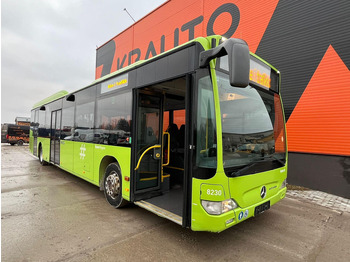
[133,93,163,193]
[50,110,61,165]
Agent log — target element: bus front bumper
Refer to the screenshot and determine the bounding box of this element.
[191,187,286,232]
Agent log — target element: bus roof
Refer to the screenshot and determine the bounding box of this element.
[32,36,279,110]
[32,90,69,109]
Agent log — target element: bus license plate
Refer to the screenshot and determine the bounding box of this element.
[254,201,270,216]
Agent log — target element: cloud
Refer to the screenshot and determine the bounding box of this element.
[1,0,166,123]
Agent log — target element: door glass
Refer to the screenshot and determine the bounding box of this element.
[54,110,61,164]
[50,111,56,162]
[135,94,161,191]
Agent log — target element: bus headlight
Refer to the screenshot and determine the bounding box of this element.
[280,179,287,189]
[201,199,238,215]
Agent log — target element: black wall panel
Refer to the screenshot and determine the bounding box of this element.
[256,0,350,121]
[289,153,350,199]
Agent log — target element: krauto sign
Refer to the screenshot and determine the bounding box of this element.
[95,0,279,79]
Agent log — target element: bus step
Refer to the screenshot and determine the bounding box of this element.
[134,200,182,225]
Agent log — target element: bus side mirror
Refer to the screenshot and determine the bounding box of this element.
[199,38,250,87]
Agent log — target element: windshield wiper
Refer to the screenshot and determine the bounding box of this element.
[230,162,259,177]
[230,154,285,177]
[261,154,285,166]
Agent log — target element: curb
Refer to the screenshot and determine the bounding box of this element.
[286,190,350,214]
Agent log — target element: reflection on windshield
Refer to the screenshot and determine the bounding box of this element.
[196,75,217,168]
[217,71,286,169]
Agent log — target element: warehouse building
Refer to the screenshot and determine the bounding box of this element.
[95,0,350,198]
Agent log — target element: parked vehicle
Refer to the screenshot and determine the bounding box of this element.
[4,124,30,145]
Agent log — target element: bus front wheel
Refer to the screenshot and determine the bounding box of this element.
[103,163,128,208]
[17,140,24,146]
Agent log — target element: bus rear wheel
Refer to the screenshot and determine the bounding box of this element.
[39,146,47,166]
[17,140,24,146]
[103,163,128,208]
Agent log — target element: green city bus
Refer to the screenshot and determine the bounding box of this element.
[30,36,287,232]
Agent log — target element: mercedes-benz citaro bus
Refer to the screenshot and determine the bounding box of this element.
[30,36,287,232]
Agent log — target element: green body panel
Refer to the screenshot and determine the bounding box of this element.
[29,130,34,153]
[191,167,287,232]
[59,140,131,201]
[72,142,95,182]
[60,140,74,171]
[230,164,287,208]
[37,137,50,161]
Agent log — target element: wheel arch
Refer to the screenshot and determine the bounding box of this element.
[99,156,121,190]
[37,142,43,157]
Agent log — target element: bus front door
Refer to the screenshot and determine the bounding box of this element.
[134,93,163,193]
[132,76,190,226]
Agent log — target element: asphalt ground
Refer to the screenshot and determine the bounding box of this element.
[1,144,350,262]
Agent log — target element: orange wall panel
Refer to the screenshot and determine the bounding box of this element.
[286,45,350,156]
[97,0,279,75]
[111,28,134,72]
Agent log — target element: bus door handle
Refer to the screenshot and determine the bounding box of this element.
[134,145,161,171]
[153,147,161,160]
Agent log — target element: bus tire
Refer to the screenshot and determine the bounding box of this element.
[10,143,15,146]
[17,140,24,146]
[39,146,47,166]
[103,163,128,208]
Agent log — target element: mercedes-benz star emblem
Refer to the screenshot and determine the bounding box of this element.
[260,186,267,199]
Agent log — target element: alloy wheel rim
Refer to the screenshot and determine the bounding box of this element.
[105,171,120,200]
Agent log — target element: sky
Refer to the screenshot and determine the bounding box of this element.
[1,0,166,123]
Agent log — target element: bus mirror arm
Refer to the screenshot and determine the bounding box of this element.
[199,38,250,88]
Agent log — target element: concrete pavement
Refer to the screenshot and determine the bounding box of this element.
[2,144,350,262]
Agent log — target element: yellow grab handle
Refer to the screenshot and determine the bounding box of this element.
[162,132,170,166]
[134,145,161,171]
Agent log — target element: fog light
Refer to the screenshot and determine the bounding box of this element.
[226,218,234,224]
[201,199,238,215]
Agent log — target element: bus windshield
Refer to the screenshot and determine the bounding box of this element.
[216,70,286,173]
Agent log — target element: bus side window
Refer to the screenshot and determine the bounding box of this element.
[74,102,95,142]
[96,92,132,146]
[62,107,74,140]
